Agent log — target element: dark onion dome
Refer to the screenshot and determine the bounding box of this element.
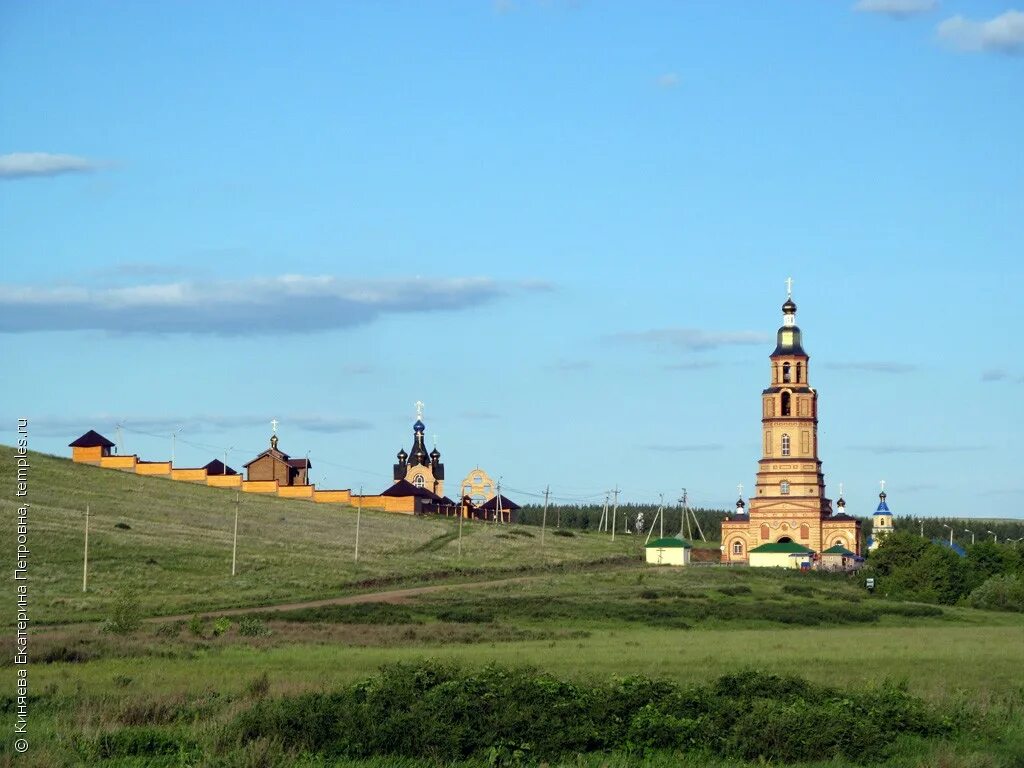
[782,297,797,314]
[429,447,441,460]
[836,496,846,508]
[413,419,426,433]
[772,326,806,356]
[397,448,408,460]
[736,497,746,509]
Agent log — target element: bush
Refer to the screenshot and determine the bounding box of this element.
[154,620,183,639]
[188,614,205,637]
[781,583,814,597]
[114,522,131,530]
[212,617,232,637]
[238,617,272,637]
[228,663,952,764]
[508,528,535,538]
[552,529,575,538]
[967,574,1024,612]
[246,672,271,699]
[94,727,194,759]
[103,589,142,635]
[717,585,753,596]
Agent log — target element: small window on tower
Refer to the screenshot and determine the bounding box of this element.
[796,362,802,382]
[414,475,425,489]
[780,481,791,495]
[781,433,791,456]
[783,363,792,383]
[732,541,743,555]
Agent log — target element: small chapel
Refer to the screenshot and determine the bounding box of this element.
[721,282,862,565]
[243,422,310,486]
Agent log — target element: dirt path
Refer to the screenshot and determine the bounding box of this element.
[149,576,537,623]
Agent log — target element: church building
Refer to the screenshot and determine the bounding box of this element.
[243,423,310,486]
[867,486,895,552]
[392,402,445,497]
[721,283,861,564]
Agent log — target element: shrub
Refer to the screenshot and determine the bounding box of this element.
[94,727,193,759]
[114,522,131,530]
[103,589,142,635]
[552,529,575,538]
[968,574,1024,612]
[436,608,494,624]
[188,614,205,637]
[238,617,272,637]
[717,585,753,596]
[212,617,232,637]
[508,528,535,538]
[246,672,271,699]
[228,663,952,764]
[639,590,660,600]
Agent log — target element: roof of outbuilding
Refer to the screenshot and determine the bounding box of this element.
[380,479,441,500]
[479,494,521,511]
[287,458,311,469]
[242,447,290,467]
[748,542,815,554]
[821,544,858,556]
[202,459,237,475]
[69,430,115,448]
[645,536,693,549]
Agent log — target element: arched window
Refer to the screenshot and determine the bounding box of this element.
[414,475,425,489]
[781,433,791,456]
[796,362,802,382]
[783,363,792,383]
[760,524,770,540]
[800,524,809,539]
[833,538,845,548]
[781,392,791,416]
[732,540,743,555]
[780,480,791,495]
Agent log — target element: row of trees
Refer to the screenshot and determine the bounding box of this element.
[516,505,1024,548]
[867,533,1024,609]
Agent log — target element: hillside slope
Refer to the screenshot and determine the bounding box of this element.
[1,447,633,623]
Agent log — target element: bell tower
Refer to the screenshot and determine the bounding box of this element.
[749,281,831,548]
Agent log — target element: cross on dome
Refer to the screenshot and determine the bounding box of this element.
[270,418,278,434]
[785,277,793,298]
[415,400,424,420]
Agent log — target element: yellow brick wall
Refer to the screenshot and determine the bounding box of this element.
[242,480,279,494]
[136,461,172,476]
[277,484,315,499]
[313,490,352,504]
[100,455,138,471]
[206,474,243,489]
[72,446,104,464]
[171,468,208,483]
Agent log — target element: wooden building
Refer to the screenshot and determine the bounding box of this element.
[243,434,310,486]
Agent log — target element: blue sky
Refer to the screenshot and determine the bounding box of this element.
[2,1,1022,517]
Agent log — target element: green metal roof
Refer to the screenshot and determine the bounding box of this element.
[821,544,857,556]
[748,542,815,554]
[645,536,693,549]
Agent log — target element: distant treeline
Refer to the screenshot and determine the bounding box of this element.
[516,503,729,538]
[517,506,1024,545]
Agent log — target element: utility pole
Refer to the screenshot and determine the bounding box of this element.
[680,488,692,540]
[496,478,503,524]
[541,485,550,549]
[599,493,609,532]
[115,424,124,455]
[171,426,182,465]
[354,485,363,563]
[231,491,241,576]
[82,505,90,592]
[611,486,619,542]
[224,445,233,474]
[458,497,464,558]
[659,493,664,539]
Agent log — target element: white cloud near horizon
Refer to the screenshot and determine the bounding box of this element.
[854,0,937,18]
[608,328,770,351]
[0,152,98,179]
[0,275,551,335]
[20,413,373,440]
[657,72,680,88]
[937,10,1024,53]
[823,361,918,374]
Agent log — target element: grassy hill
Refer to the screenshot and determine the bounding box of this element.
[0,446,633,624]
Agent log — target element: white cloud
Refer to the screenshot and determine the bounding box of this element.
[0,275,546,335]
[657,72,680,89]
[607,328,769,351]
[0,152,98,179]
[824,361,918,374]
[937,10,1024,54]
[854,0,937,18]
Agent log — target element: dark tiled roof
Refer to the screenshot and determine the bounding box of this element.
[287,458,311,469]
[69,430,115,448]
[826,513,859,522]
[479,494,521,511]
[822,544,858,556]
[202,459,237,475]
[380,479,441,500]
[242,448,290,468]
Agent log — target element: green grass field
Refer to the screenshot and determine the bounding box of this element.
[4,447,1024,767]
